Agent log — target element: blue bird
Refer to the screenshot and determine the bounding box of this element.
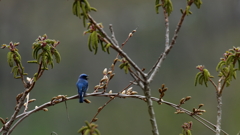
[76,74,88,103]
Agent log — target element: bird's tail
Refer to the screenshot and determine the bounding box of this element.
[79,95,84,103]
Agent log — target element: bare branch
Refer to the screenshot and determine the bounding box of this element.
[209,79,218,92]
[147,1,194,83]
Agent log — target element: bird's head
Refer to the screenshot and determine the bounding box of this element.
[79,74,88,80]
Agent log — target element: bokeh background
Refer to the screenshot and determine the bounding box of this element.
[1,0,240,134]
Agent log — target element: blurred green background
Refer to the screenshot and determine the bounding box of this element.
[1,0,240,134]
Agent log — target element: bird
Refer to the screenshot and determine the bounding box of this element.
[76,74,88,103]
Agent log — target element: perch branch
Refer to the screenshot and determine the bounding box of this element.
[1,93,228,135]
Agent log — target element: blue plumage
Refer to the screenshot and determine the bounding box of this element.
[76,74,88,103]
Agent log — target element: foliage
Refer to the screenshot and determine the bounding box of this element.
[83,23,111,54]
[216,47,240,87]
[155,0,173,15]
[1,42,27,79]
[72,0,97,27]
[194,65,213,87]
[77,121,101,135]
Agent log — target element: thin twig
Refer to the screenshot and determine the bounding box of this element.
[109,24,119,46]
[24,93,30,112]
[209,79,218,92]
[128,68,144,83]
[16,62,27,88]
[121,28,137,47]
[91,77,136,123]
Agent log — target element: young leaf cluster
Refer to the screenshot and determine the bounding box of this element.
[77,121,100,135]
[185,5,192,16]
[179,121,193,135]
[29,34,61,70]
[195,65,213,87]
[1,42,27,79]
[155,0,161,14]
[216,47,240,87]
[181,0,202,15]
[193,0,202,9]
[163,0,173,16]
[155,0,173,16]
[119,58,130,74]
[84,23,111,54]
[72,0,97,27]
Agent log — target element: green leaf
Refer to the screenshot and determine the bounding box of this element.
[90,7,97,12]
[194,0,202,9]
[233,70,237,79]
[105,43,111,54]
[85,121,91,129]
[72,1,77,15]
[90,31,98,54]
[42,55,48,70]
[123,65,129,74]
[186,5,191,15]
[81,2,87,18]
[94,129,101,135]
[88,34,93,52]
[198,75,204,85]
[203,69,210,82]
[83,129,90,135]
[216,61,225,71]
[32,45,42,59]
[33,73,38,82]
[7,51,14,67]
[14,51,21,60]
[77,126,88,133]
[119,63,125,69]
[53,50,61,63]
[186,129,192,135]
[163,0,173,16]
[83,0,91,11]
[100,41,106,52]
[11,66,19,78]
[27,60,38,63]
[155,0,160,14]
[226,55,234,65]
[76,0,81,18]
[194,72,202,86]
